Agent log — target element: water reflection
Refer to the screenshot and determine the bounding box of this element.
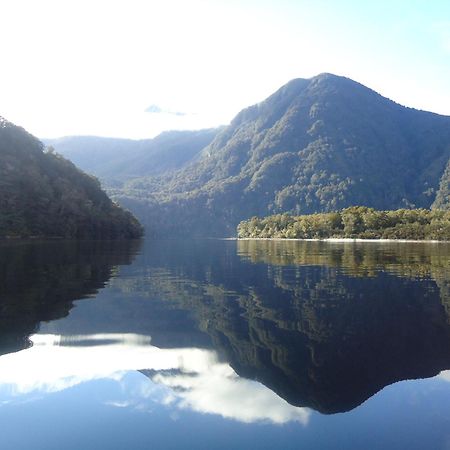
[0,240,141,355]
[1,239,450,419]
[0,333,310,425]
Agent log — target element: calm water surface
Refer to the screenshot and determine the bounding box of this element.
[0,239,449,449]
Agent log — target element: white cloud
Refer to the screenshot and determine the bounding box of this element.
[0,333,310,425]
[438,370,450,382]
[151,367,310,425]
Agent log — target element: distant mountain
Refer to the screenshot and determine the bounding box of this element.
[112,73,450,236]
[45,128,221,184]
[0,116,143,238]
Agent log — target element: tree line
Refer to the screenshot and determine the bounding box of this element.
[237,206,450,240]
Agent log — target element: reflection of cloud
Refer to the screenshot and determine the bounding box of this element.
[0,334,310,425]
[150,367,310,424]
[145,104,188,116]
[439,370,450,382]
[104,400,133,408]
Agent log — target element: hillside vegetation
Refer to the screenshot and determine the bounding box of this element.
[237,207,450,240]
[0,117,143,239]
[107,73,450,236]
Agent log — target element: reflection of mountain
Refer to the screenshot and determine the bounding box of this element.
[0,240,140,355]
[101,240,450,414]
[204,274,450,413]
[3,239,450,415]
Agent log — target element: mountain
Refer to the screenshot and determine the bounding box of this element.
[112,73,450,236]
[0,116,143,238]
[45,128,221,185]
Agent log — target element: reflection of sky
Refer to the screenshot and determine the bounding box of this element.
[0,333,310,425]
[438,370,450,382]
[1,335,450,449]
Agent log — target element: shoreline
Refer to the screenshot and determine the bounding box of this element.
[232,237,450,243]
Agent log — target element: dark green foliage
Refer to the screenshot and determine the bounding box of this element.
[237,207,450,240]
[105,73,450,236]
[0,117,143,239]
[433,158,450,210]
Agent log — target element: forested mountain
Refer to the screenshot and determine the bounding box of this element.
[45,128,221,185]
[0,116,143,238]
[110,73,450,236]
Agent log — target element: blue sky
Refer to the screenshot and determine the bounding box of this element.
[1,0,449,138]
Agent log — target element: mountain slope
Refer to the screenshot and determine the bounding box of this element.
[45,128,221,184]
[0,116,143,238]
[433,158,450,210]
[114,73,450,236]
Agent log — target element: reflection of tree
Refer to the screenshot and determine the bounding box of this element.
[238,240,450,313]
[237,239,450,277]
[0,240,140,355]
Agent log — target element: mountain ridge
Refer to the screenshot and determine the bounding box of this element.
[43,74,450,236]
[45,127,222,184]
[110,73,450,236]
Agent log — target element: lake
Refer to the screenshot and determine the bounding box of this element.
[0,238,449,449]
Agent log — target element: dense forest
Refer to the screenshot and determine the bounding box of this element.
[0,116,143,239]
[433,158,450,210]
[237,207,450,240]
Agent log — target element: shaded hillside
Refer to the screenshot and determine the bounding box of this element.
[45,128,221,184]
[0,116,143,238]
[433,158,450,210]
[113,74,450,236]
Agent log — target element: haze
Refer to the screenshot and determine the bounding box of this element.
[2,0,450,139]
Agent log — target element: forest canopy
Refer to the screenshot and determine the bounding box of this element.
[237,207,450,240]
[0,116,143,239]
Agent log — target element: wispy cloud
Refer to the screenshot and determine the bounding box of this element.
[145,104,189,116]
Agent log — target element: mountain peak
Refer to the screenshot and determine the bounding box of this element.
[119,75,450,236]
